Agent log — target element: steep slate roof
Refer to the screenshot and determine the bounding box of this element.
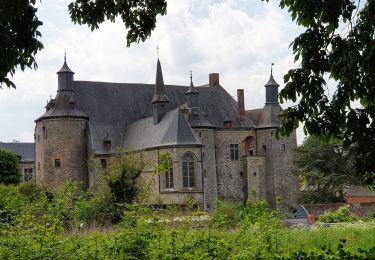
[123,108,201,151]
[0,143,35,162]
[73,81,255,154]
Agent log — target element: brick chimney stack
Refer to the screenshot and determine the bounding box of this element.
[209,73,219,87]
[237,89,245,122]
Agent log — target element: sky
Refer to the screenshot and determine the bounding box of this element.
[0,0,306,143]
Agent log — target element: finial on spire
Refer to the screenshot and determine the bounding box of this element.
[271,62,275,75]
[64,49,66,63]
[190,69,193,83]
[156,46,159,59]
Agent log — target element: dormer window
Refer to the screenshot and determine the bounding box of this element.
[224,119,232,129]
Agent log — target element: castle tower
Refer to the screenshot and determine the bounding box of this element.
[34,55,89,188]
[252,65,298,210]
[152,59,169,124]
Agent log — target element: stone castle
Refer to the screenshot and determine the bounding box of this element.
[34,57,298,211]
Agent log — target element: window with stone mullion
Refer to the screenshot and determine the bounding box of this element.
[230,144,239,160]
[182,159,195,188]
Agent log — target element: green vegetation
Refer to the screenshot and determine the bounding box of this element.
[1,182,375,259]
[294,135,364,203]
[0,148,21,184]
[319,206,357,223]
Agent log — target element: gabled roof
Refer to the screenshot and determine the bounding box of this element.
[123,107,201,151]
[345,186,375,197]
[0,143,35,162]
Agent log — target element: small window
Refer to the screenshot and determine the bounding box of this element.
[100,159,107,169]
[230,144,239,160]
[24,168,33,181]
[240,171,244,177]
[249,149,254,156]
[262,145,267,154]
[253,172,257,177]
[281,144,286,151]
[55,159,61,168]
[165,167,174,189]
[198,132,202,138]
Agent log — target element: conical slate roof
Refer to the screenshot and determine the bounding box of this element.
[57,58,74,74]
[265,71,279,86]
[152,59,169,103]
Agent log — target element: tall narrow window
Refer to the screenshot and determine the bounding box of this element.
[165,167,174,189]
[281,144,286,151]
[43,127,47,139]
[262,145,267,154]
[230,144,239,160]
[182,153,195,188]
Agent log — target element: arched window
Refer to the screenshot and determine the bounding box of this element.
[182,153,195,188]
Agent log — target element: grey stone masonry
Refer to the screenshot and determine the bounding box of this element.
[35,118,88,188]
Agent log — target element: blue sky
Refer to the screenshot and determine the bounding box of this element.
[0,0,305,143]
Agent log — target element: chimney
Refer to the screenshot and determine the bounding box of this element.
[209,73,219,87]
[237,89,245,121]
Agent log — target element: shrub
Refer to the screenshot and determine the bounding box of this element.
[319,205,357,223]
[0,148,21,184]
[18,182,44,202]
[210,199,241,229]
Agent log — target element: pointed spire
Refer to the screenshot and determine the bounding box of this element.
[265,63,279,104]
[265,62,279,86]
[57,51,74,74]
[152,58,169,103]
[186,69,198,94]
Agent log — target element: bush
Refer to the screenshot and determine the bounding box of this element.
[0,148,21,184]
[210,199,241,229]
[319,205,357,223]
[18,182,44,202]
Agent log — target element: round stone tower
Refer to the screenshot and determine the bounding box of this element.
[35,56,89,188]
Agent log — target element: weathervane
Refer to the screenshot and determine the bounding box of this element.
[190,69,193,82]
[271,62,275,75]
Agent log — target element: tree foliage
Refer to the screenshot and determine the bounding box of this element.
[294,136,363,203]
[0,0,43,88]
[0,0,167,88]
[268,0,375,185]
[0,148,21,184]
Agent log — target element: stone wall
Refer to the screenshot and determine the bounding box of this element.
[255,128,298,211]
[214,129,256,200]
[35,118,89,188]
[194,128,217,210]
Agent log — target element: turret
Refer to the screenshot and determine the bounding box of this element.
[57,53,74,91]
[35,55,89,189]
[152,59,169,124]
[265,64,279,104]
[185,70,199,108]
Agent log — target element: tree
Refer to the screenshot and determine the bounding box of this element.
[294,136,363,203]
[0,148,21,184]
[267,0,375,186]
[0,0,167,89]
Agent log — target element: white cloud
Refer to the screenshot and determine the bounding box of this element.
[1,0,305,143]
